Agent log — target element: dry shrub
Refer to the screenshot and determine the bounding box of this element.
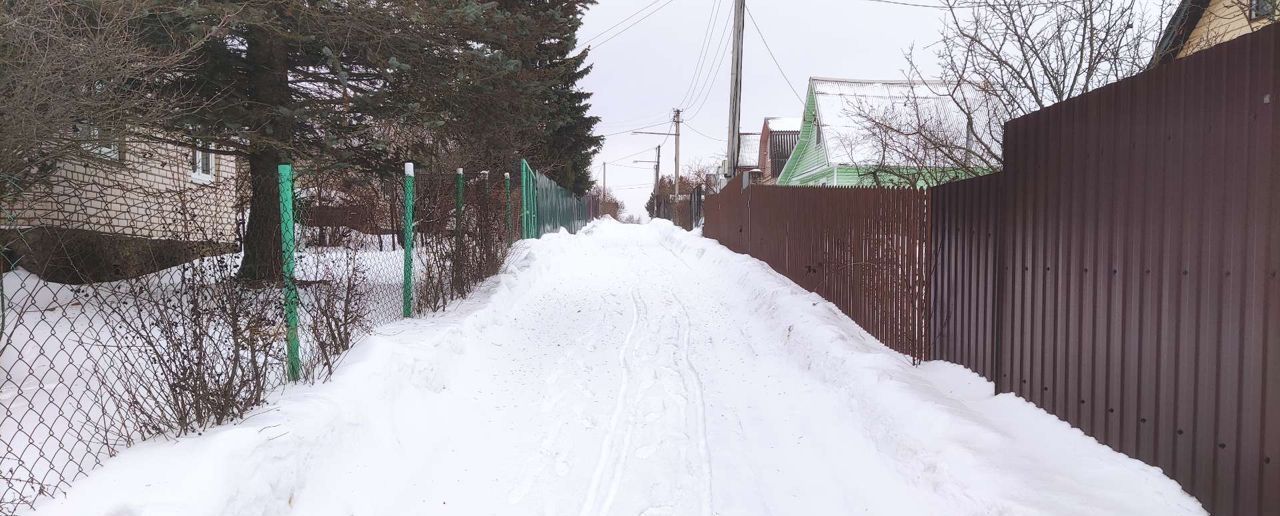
[95,255,283,439]
[299,250,372,382]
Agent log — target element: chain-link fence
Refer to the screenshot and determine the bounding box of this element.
[0,155,574,513]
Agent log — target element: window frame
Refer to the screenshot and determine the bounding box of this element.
[75,123,122,161]
[191,143,215,184]
[1250,0,1275,20]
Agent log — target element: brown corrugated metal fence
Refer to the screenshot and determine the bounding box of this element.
[704,179,931,361]
[930,173,1002,382]
[970,25,1277,516]
[704,24,1280,515]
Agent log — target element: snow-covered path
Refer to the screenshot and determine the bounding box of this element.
[29,220,1204,516]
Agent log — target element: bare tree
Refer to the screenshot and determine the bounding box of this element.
[587,185,625,219]
[850,0,1169,181]
[0,0,210,194]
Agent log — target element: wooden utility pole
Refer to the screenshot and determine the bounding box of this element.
[725,0,746,175]
[674,108,682,196]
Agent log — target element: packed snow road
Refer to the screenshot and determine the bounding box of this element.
[29,220,1203,516]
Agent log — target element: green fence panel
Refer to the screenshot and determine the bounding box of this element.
[519,159,591,239]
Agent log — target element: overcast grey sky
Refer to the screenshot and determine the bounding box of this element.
[577,0,949,218]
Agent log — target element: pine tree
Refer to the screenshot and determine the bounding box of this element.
[493,0,602,195]
[122,0,601,280]
[132,0,531,280]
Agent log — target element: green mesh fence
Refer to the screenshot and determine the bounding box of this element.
[1,157,517,513]
[520,159,591,239]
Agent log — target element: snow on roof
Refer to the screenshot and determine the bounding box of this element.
[765,117,802,132]
[809,78,960,167]
[737,133,760,168]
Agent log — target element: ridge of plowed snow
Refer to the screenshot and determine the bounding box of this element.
[26,219,1204,516]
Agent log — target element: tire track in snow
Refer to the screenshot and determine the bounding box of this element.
[579,289,645,516]
[672,293,713,516]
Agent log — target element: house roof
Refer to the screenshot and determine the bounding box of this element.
[764,117,802,132]
[1151,0,1209,68]
[737,133,761,168]
[808,78,955,167]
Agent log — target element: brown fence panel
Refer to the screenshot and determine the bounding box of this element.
[928,24,1280,516]
[705,25,1279,515]
[702,182,931,362]
[930,173,1002,382]
[702,176,746,253]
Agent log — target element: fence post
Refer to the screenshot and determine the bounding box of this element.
[454,168,464,292]
[504,171,512,242]
[480,170,490,273]
[520,160,532,239]
[277,163,301,383]
[402,162,415,317]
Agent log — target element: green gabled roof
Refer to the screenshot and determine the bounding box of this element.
[775,78,972,188]
[776,82,825,186]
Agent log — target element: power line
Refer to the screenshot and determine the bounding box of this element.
[676,0,727,109]
[746,7,805,107]
[854,0,1069,9]
[685,35,731,121]
[859,0,948,7]
[580,0,665,46]
[597,112,671,131]
[600,121,670,138]
[608,163,655,171]
[684,123,725,142]
[681,4,734,116]
[591,0,682,50]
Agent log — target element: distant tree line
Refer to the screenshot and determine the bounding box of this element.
[0,0,602,280]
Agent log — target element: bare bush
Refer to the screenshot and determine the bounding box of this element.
[96,255,283,438]
[299,250,372,382]
[0,0,214,191]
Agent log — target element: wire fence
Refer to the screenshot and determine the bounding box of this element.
[1,156,591,514]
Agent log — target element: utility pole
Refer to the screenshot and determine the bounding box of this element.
[602,162,607,192]
[654,145,661,191]
[673,109,682,196]
[634,146,662,219]
[725,0,746,176]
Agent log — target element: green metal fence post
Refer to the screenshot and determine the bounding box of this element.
[504,171,512,242]
[402,162,415,317]
[278,163,301,382]
[520,160,531,239]
[1,254,7,340]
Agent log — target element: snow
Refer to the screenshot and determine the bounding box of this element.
[765,116,802,132]
[24,219,1205,516]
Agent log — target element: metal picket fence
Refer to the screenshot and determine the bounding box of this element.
[0,155,583,514]
[520,159,593,238]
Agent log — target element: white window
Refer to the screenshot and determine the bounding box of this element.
[75,123,121,161]
[1251,0,1275,19]
[192,144,215,183]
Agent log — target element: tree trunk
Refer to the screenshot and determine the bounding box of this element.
[238,25,292,282]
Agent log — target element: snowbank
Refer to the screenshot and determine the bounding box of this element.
[24,219,1204,516]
